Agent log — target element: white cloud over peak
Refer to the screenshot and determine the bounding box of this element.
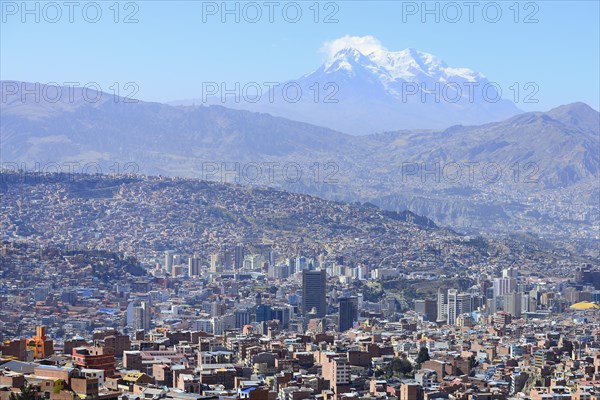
[319,35,483,83]
[320,35,386,61]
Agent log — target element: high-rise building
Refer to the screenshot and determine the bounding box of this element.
[521,293,537,313]
[272,307,291,329]
[446,289,459,325]
[257,243,273,257]
[274,264,289,280]
[302,270,326,317]
[414,299,437,322]
[188,256,201,276]
[339,296,358,331]
[446,290,472,325]
[437,288,448,324]
[504,292,522,318]
[235,309,250,329]
[222,247,233,270]
[269,250,277,267]
[502,267,519,279]
[256,304,272,323]
[127,300,151,331]
[354,265,368,281]
[493,277,517,298]
[486,297,497,314]
[288,258,296,275]
[244,254,266,271]
[234,243,245,270]
[502,267,519,278]
[164,251,174,272]
[458,292,473,313]
[210,253,222,273]
[297,256,308,272]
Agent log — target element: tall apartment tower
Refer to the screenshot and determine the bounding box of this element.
[437,288,448,324]
[234,243,245,270]
[235,309,250,329]
[164,251,174,272]
[222,247,233,270]
[188,256,201,276]
[210,253,222,273]
[302,270,327,318]
[493,277,517,298]
[127,300,151,331]
[446,289,459,325]
[339,296,358,332]
[446,290,473,325]
[504,292,522,318]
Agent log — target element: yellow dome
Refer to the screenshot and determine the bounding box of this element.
[570,301,600,310]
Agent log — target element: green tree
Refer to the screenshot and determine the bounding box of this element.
[9,385,40,400]
[392,357,413,377]
[416,347,431,365]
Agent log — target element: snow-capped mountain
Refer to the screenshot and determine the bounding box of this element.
[322,46,483,87]
[171,36,522,135]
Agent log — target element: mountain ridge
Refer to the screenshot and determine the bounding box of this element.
[1,80,598,253]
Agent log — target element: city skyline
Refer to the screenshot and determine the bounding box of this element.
[1,1,599,399]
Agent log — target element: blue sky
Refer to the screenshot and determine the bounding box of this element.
[1,0,599,111]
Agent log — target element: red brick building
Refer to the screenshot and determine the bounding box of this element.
[72,346,116,377]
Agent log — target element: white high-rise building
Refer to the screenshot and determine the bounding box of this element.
[127,300,151,331]
[444,290,473,325]
[493,277,517,298]
[504,292,522,318]
[447,289,459,325]
[191,319,213,333]
[164,250,174,272]
[437,288,448,323]
[502,267,519,278]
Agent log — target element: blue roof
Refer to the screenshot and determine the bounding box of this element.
[98,308,119,315]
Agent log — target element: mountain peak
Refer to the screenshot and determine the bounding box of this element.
[170,35,521,134]
[396,47,444,66]
[334,47,364,58]
[548,102,598,115]
[546,102,600,135]
[324,47,378,74]
[373,47,448,79]
[321,36,478,83]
